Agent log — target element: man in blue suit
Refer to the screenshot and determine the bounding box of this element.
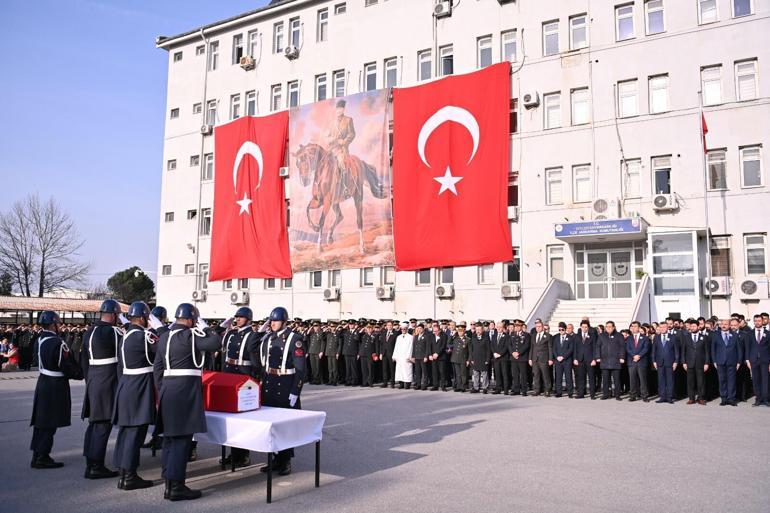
[711,319,744,406]
[626,321,650,402]
[652,323,679,403]
[745,314,770,406]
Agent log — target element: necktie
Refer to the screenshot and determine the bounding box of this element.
[723,332,728,345]
[634,335,638,348]
[693,334,697,344]
[663,335,667,346]
[758,330,762,343]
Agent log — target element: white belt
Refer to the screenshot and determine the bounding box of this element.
[164,369,202,377]
[40,369,64,377]
[122,366,154,375]
[90,357,118,365]
[226,358,252,366]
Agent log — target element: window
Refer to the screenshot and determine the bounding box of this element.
[418,50,432,81]
[230,94,241,120]
[162,265,171,276]
[238,278,249,289]
[202,153,213,180]
[223,280,233,291]
[652,156,672,194]
[622,159,642,198]
[289,18,301,47]
[271,84,282,111]
[573,164,592,203]
[310,271,323,288]
[384,58,397,88]
[504,249,521,282]
[206,99,217,125]
[315,74,327,101]
[710,236,732,276]
[733,0,753,17]
[328,269,341,287]
[509,99,518,134]
[543,21,559,56]
[164,212,174,222]
[706,150,727,190]
[571,88,590,125]
[616,4,635,41]
[200,208,212,236]
[740,145,762,187]
[169,108,179,119]
[184,264,195,274]
[547,246,565,280]
[282,278,293,289]
[507,172,519,207]
[645,0,665,34]
[439,45,453,76]
[173,51,183,62]
[382,266,395,285]
[317,8,328,42]
[186,209,197,220]
[648,74,669,113]
[247,30,258,57]
[333,70,346,97]
[477,35,492,68]
[198,264,209,290]
[701,66,722,106]
[334,3,346,15]
[478,264,494,285]
[416,269,431,286]
[273,23,284,53]
[502,30,517,61]
[545,167,563,204]
[232,34,244,64]
[195,45,205,56]
[364,62,377,91]
[544,92,561,129]
[617,79,638,117]
[189,155,199,167]
[361,267,374,287]
[245,90,256,116]
[699,0,718,24]
[207,41,219,71]
[192,102,202,114]
[744,234,767,275]
[438,267,454,284]
[167,159,177,171]
[570,14,588,49]
[735,60,758,101]
[287,81,299,108]
[264,278,276,290]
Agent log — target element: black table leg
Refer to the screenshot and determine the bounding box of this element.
[315,441,320,488]
[231,447,235,473]
[220,446,226,471]
[266,452,273,504]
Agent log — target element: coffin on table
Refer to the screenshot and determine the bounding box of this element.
[202,370,261,413]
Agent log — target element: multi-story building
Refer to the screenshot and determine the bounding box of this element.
[155,0,770,325]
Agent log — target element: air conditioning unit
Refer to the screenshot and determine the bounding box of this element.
[433,0,452,18]
[191,289,207,302]
[376,285,394,301]
[230,291,249,305]
[738,278,770,300]
[522,91,540,109]
[279,166,290,178]
[435,284,454,299]
[501,283,521,299]
[284,45,299,60]
[592,198,620,220]
[652,193,678,212]
[200,124,213,135]
[702,277,732,297]
[508,205,520,221]
[239,55,255,70]
[323,287,340,301]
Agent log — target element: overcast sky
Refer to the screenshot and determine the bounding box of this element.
[0,0,270,288]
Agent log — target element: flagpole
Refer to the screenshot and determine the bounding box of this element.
[698,91,713,319]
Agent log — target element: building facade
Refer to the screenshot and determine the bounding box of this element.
[155,0,770,323]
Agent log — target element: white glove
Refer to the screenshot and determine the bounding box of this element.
[195,317,209,331]
[219,317,235,329]
[118,314,129,325]
[288,394,298,407]
[148,314,164,330]
[258,320,270,333]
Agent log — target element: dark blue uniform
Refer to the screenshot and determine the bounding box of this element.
[221,326,260,463]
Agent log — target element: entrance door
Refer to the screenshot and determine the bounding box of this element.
[584,250,634,299]
[586,252,609,298]
[609,250,633,298]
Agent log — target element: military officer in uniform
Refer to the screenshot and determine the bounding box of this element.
[358,323,377,387]
[153,303,221,501]
[325,321,341,385]
[378,320,398,388]
[327,99,356,196]
[113,301,156,490]
[259,307,307,476]
[142,305,169,452]
[81,299,123,479]
[411,323,429,390]
[307,321,325,385]
[450,322,470,392]
[30,311,83,469]
[341,319,360,385]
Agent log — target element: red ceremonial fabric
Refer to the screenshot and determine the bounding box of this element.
[701,112,709,153]
[210,113,292,281]
[392,62,512,270]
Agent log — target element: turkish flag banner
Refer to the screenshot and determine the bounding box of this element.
[209,113,292,281]
[392,62,512,270]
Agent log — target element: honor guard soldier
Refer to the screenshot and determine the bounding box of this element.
[259,307,307,476]
[142,305,169,452]
[220,306,260,468]
[153,303,221,501]
[325,321,341,385]
[113,301,156,490]
[30,311,83,469]
[449,323,470,392]
[307,321,325,385]
[81,299,123,479]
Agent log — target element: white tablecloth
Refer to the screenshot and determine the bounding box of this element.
[196,407,326,453]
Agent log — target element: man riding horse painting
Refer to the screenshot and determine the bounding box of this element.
[288,90,394,273]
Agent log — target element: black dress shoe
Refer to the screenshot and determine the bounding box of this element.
[166,480,202,501]
[482,389,488,394]
[441,387,447,392]
[431,387,439,391]
[643,398,650,403]
[668,400,675,404]
[117,469,126,489]
[470,389,479,394]
[719,401,727,406]
[31,455,64,469]
[380,383,388,388]
[122,472,153,490]
[601,397,610,400]
[656,399,666,403]
[84,462,119,479]
[729,401,738,406]
[278,463,292,476]
[555,394,562,398]
[628,397,637,402]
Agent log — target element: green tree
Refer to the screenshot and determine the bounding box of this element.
[107,267,155,304]
[0,271,12,295]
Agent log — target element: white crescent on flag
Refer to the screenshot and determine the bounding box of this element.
[232,141,264,215]
[417,106,480,168]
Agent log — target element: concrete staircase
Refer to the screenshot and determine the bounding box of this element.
[545,299,636,329]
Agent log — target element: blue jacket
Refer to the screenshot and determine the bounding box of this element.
[652,333,679,367]
[625,333,650,366]
[552,333,574,360]
[744,328,770,365]
[710,330,744,366]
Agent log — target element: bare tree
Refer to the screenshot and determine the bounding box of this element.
[0,194,91,296]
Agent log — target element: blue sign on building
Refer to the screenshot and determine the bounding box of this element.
[554,218,643,238]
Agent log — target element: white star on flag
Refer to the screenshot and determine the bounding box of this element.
[236,192,253,215]
[433,167,463,196]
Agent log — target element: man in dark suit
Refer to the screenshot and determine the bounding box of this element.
[682,318,711,405]
[428,325,448,391]
[626,321,650,402]
[596,321,624,400]
[491,321,510,394]
[508,320,530,396]
[552,322,574,398]
[574,320,597,399]
[377,321,398,388]
[745,314,770,406]
[528,319,553,397]
[411,324,429,390]
[652,323,679,403]
[469,322,491,394]
[712,319,743,406]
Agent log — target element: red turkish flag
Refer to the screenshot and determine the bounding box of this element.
[392,62,512,270]
[209,113,291,281]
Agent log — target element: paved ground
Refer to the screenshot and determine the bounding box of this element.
[1,372,769,513]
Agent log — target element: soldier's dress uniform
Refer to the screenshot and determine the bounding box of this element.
[358,330,376,386]
[307,328,326,384]
[449,329,470,392]
[325,325,341,385]
[341,326,360,385]
[221,324,260,464]
[509,330,531,396]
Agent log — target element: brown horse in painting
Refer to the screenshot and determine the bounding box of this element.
[293,143,387,252]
